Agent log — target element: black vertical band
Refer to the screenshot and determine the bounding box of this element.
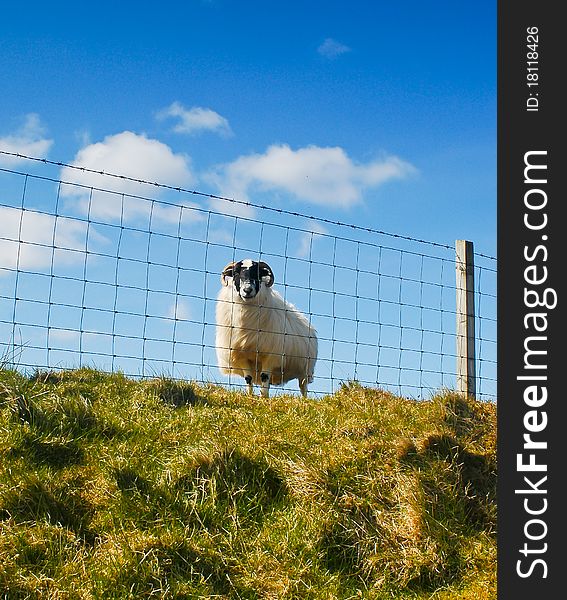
[498,2,564,597]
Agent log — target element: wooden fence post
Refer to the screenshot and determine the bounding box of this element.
[455,240,476,398]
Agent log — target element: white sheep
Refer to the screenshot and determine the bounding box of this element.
[215,259,318,397]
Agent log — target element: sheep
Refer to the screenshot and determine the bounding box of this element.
[215,258,318,398]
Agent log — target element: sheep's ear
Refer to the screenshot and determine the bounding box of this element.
[221,262,237,286]
[258,261,274,287]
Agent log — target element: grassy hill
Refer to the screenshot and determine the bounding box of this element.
[0,368,496,599]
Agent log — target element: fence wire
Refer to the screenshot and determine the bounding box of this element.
[0,155,497,399]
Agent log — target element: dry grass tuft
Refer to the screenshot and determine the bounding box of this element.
[0,369,496,599]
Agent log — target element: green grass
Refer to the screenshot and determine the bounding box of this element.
[0,368,496,599]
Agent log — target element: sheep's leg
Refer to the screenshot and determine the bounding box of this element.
[244,374,253,395]
[299,378,308,398]
[260,372,271,398]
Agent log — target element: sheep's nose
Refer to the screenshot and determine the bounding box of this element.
[242,283,253,294]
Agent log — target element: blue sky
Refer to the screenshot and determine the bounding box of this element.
[0,1,497,397]
[1,0,496,251]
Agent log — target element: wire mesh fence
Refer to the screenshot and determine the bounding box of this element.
[0,154,497,399]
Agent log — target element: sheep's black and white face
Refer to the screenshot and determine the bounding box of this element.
[221,259,274,301]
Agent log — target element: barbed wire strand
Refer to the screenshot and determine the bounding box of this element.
[0,150,497,261]
[0,162,497,399]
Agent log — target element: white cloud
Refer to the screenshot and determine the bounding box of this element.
[49,329,80,342]
[0,114,53,165]
[156,102,232,137]
[74,129,92,148]
[207,144,416,211]
[208,228,236,245]
[0,207,94,272]
[168,299,191,321]
[208,195,256,219]
[296,222,328,258]
[317,38,351,59]
[59,131,198,223]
